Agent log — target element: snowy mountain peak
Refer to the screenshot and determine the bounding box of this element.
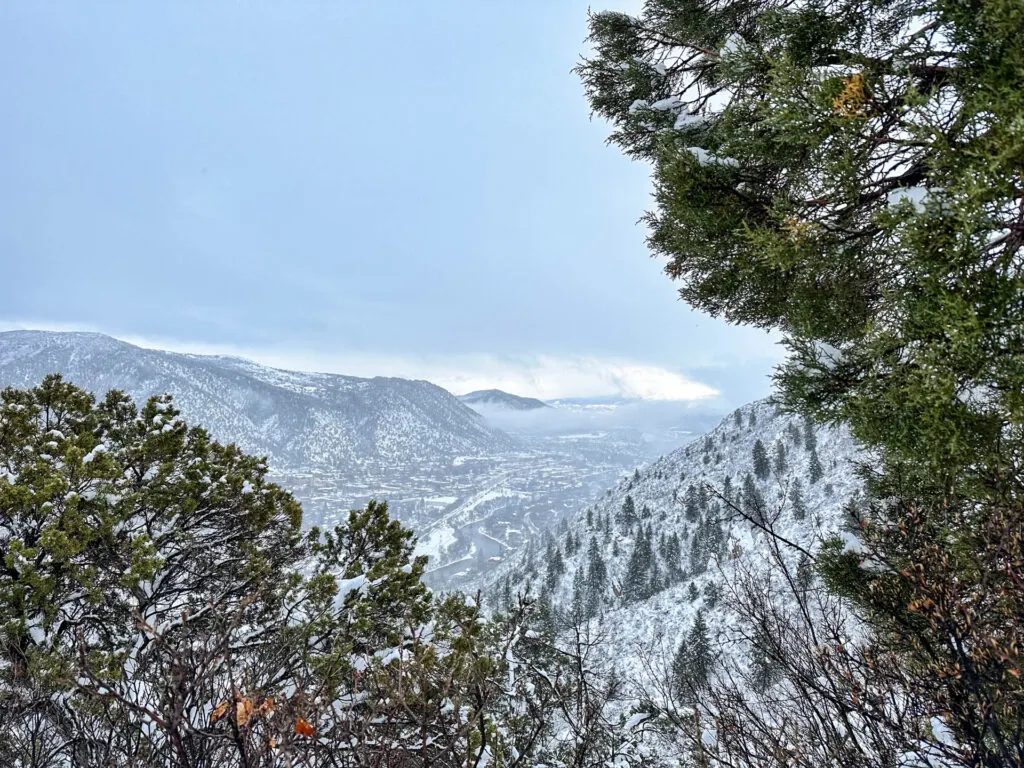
[459,388,551,411]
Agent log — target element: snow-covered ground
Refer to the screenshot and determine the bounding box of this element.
[491,398,866,697]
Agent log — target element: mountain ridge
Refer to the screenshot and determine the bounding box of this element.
[0,330,514,472]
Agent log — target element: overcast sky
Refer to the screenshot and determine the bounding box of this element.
[0,1,780,405]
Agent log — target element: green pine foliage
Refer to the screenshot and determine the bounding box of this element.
[672,611,714,700]
[0,377,550,766]
[579,0,1024,760]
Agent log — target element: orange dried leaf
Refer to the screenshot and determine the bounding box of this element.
[236,698,255,726]
[210,700,231,724]
[257,697,275,716]
[295,717,315,737]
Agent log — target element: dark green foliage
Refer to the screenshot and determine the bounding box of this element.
[802,418,817,453]
[585,536,608,617]
[790,477,807,521]
[787,421,803,446]
[0,377,542,766]
[579,0,1024,760]
[687,582,699,602]
[546,540,565,591]
[703,581,721,608]
[578,0,1024,505]
[623,525,658,603]
[683,484,700,521]
[619,494,637,528]
[749,629,783,694]
[565,528,577,556]
[773,439,787,476]
[571,565,586,619]
[741,473,766,524]
[688,514,724,576]
[672,611,714,700]
[796,552,815,591]
[808,448,824,484]
[752,439,770,480]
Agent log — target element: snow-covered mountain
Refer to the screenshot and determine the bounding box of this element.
[488,398,866,687]
[459,389,550,411]
[0,331,513,472]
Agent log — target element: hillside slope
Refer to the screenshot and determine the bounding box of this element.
[0,331,513,472]
[490,398,865,691]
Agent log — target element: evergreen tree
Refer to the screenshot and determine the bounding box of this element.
[790,477,808,521]
[683,484,700,521]
[619,494,637,527]
[535,587,558,637]
[623,527,655,603]
[687,582,699,602]
[748,411,757,428]
[673,611,714,699]
[586,507,593,528]
[787,421,803,446]
[802,418,817,453]
[687,611,713,685]
[0,378,538,766]
[570,566,586,620]
[580,2,1024,756]
[703,581,721,609]
[585,536,608,616]
[797,552,815,592]
[808,447,824,484]
[749,642,781,695]
[733,409,743,427]
[546,543,565,591]
[688,519,708,576]
[665,532,684,584]
[524,536,536,576]
[647,555,663,597]
[752,439,771,480]
[742,473,766,524]
[773,439,788,476]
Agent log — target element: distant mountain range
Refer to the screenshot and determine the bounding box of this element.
[0,331,513,471]
[459,389,550,411]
